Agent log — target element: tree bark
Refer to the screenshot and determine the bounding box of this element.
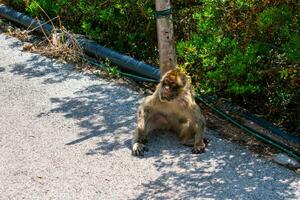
[155,0,177,78]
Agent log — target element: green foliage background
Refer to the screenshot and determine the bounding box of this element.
[7,0,300,134]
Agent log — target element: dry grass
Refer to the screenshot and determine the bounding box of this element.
[26,30,84,63]
[4,2,85,63]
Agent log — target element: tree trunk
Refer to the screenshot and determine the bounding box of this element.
[155,0,177,78]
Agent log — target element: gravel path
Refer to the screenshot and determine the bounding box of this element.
[0,33,299,200]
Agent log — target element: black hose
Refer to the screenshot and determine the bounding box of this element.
[0,4,160,80]
[80,56,159,83]
[75,36,160,80]
[242,111,300,144]
[203,97,300,146]
[0,4,53,34]
[196,95,300,161]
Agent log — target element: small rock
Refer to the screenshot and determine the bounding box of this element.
[51,32,62,46]
[272,153,300,169]
[23,42,33,51]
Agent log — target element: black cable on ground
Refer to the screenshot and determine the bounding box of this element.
[80,56,159,83]
[212,98,300,145]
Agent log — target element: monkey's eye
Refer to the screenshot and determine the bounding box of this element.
[163,79,169,83]
[172,85,180,90]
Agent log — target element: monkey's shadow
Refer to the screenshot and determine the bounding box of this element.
[141,131,194,158]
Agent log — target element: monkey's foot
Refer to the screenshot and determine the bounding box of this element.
[203,138,209,146]
[182,138,209,148]
[192,146,205,154]
[132,143,148,156]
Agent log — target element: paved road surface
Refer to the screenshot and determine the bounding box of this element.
[0,33,299,199]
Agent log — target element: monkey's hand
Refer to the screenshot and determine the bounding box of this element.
[192,146,205,154]
[132,142,149,157]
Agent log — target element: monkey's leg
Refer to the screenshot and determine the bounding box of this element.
[132,105,150,157]
[192,123,206,154]
[178,122,194,147]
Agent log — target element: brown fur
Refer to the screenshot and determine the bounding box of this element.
[132,69,206,156]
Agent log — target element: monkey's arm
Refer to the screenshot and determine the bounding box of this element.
[132,103,150,156]
[191,105,207,154]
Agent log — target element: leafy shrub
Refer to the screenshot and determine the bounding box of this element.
[176,1,299,133]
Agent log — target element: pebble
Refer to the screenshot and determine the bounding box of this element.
[272,153,300,169]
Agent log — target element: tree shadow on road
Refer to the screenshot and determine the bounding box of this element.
[9,55,85,84]
[3,34,82,85]
[6,47,140,155]
[2,34,81,84]
[44,83,139,155]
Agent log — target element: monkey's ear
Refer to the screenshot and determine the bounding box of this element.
[160,69,176,81]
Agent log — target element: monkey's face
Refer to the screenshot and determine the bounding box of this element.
[159,69,187,101]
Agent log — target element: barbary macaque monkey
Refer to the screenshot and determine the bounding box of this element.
[132,69,207,156]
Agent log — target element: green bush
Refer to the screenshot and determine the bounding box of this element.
[176,1,299,132]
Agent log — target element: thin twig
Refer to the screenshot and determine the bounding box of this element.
[33,0,56,32]
[35,17,51,44]
[27,16,59,33]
